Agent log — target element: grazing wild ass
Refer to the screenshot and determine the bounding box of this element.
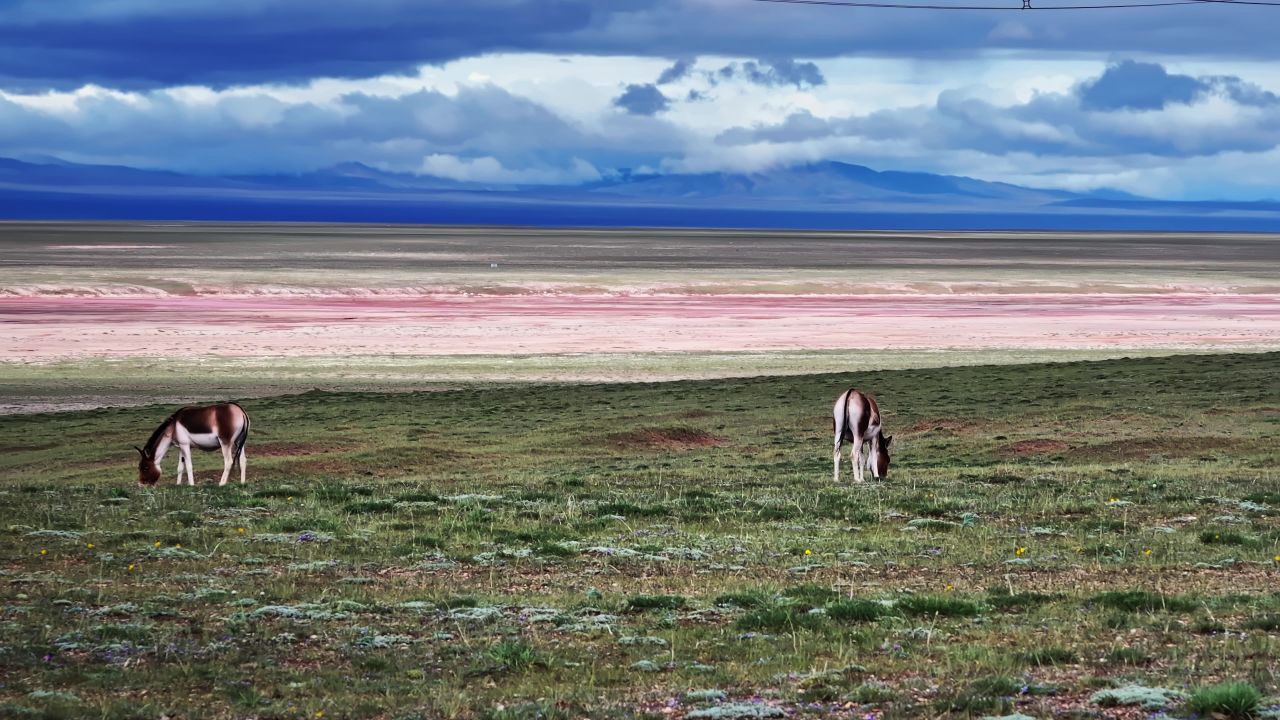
[135,403,250,486]
[832,388,892,483]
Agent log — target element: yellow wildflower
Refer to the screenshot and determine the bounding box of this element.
[1015,547,1026,556]
[86,543,94,550]
[238,527,246,534]
[1144,548,1152,557]
[804,549,812,556]
[128,563,135,572]
[39,549,47,556]
[154,540,162,548]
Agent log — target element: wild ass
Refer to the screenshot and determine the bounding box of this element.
[832,388,892,483]
[135,403,250,486]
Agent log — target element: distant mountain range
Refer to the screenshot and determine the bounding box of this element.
[2,156,1277,231]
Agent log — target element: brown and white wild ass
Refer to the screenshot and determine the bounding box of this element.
[135,403,250,486]
[832,388,892,483]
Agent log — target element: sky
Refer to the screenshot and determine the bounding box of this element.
[1,0,1279,200]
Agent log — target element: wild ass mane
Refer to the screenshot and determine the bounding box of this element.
[142,409,183,457]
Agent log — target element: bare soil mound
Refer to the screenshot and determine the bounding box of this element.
[605,426,726,450]
[904,418,981,434]
[1002,439,1071,455]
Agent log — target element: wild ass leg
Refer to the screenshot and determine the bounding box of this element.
[832,432,844,483]
[217,442,234,486]
[238,448,247,484]
[851,434,865,483]
[181,444,196,486]
[175,453,185,485]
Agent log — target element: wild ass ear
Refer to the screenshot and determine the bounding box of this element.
[883,435,893,449]
[133,445,146,457]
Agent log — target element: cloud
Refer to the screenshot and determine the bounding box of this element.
[1079,60,1278,113]
[613,83,670,116]
[3,53,1279,200]
[1205,75,1280,107]
[6,1,1280,92]
[717,58,826,89]
[656,58,696,85]
[715,61,1280,161]
[0,1,613,91]
[420,154,601,184]
[744,59,826,89]
[0,82,676,175]
[1078,60,1206,111]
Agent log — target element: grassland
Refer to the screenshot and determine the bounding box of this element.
[0,349,1190,414]
[2,351,1279,719]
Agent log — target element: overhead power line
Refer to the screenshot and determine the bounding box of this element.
[1185,0,1280,5]
[752,0,1280,10]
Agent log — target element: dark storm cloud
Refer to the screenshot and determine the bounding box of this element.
[1078,60,1206,110]
[738,59,826,88]
[0,0,620,90]
[613,83,670,116]
[2,0,1279,91]
[656,58,696,85]
[1077,60,1278,113]
[1078,60,1279,112]
[713,59,826,89]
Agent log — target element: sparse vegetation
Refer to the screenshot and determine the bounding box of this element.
[1,352,1278,717]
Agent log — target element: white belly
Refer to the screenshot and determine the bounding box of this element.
[179,432,222,451]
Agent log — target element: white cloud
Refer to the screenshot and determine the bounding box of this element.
[420,154,602,184]
[1,52,1279,198]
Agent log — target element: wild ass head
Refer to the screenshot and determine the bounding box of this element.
[871,433,893,479]
[135,446,161,486]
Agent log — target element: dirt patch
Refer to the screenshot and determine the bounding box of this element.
[0,442,59,453]
[251,457,357,481]
[604,426,726,450]
[1205,405,1280,416]
[252,441,356,458]
[1002,439,1072,455]
[1068,437,1242,461]
[904,418,982,435]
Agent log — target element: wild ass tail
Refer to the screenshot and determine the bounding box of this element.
[835,388,856,443]
[230,405,250,471]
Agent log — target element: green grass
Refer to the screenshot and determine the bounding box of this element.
[826,599,892,623]
[625,594,688,612]
[1091,590,1200,613]
[896,595,982,618]
[736,606,825,632]
[0,351,1278,718]
[1185,682,1263,719]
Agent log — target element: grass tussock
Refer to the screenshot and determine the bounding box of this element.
[1185,682,1262,719]
[896,595,982,618]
